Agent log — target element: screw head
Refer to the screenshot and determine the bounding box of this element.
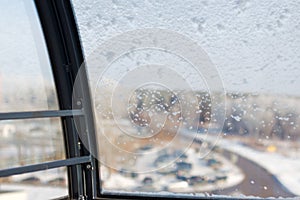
[76,100,82,106]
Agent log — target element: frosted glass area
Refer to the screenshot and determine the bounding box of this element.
[72,0,300,198]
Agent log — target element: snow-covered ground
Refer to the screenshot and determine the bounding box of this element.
[103,145,244,193]
[207,135,300,196]
[0,184,67,200]
[0,168,67,200]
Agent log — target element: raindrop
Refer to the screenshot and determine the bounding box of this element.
[231,115,242,121]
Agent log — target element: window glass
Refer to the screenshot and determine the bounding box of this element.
[0,167,67,199]
[0,118,65,169]
[72,0,300,198]
[0,1,67,199]
[0,0,59,112]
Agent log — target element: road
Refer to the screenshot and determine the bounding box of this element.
[210,149,295,198]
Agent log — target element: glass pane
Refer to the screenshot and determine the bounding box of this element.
[0,0,59,112]
[0,167,67,200]
[72,0,300,198]
[0,118,65,169]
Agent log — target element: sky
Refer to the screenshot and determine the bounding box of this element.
[1,0,300,97]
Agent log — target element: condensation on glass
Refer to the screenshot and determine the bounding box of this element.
[72,0,300,198]
[0,0,67,199]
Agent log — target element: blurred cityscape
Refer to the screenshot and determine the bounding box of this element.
[1,84,300,198]
[0,80,67,199]
[96,88,300,198]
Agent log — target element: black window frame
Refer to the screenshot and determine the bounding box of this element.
[34,0,100,199]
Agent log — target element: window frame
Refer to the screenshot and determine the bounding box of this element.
[0,0,280,199]
[34,0,100,199]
